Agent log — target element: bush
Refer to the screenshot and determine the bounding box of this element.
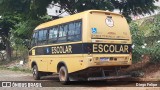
[130,22,145,63]
[11,66,20,71]
[132,46,146,63]
[130,15,160,63]
[148,43,160,63]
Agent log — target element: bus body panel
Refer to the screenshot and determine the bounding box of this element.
[29,55,84,73]
[80,10,132,70]
[87,11,131,41]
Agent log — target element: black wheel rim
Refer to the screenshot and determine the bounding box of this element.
[59,69,66,81]
[33,67,37,77]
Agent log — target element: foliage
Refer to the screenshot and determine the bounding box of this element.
[0,0,53,60]
[0,0,159,19]
[0,13,21,60]
[0,13,21,46]
[11,37,29,60]
[53,0,158,21]
[148,42,160,63]
[111,0,158,16]
[13,19,41,39]
[130,14,160,63]
[0,13,19,37]
[130,22,145,62]
[0,0,52,19]
[146,15,160,43]
[53,0,115,14]
[130,23,145,45]
[143,15,160,63]
[0,43,5,50]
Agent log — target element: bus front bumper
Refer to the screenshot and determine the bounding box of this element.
[88,75,131,81]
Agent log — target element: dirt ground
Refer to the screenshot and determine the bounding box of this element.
[0,69,159,90]
[120,55,160,81]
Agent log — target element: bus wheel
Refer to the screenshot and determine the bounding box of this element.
[32,65,41,80]
[59,66,69,84]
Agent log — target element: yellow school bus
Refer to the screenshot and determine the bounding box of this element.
[28,10,132,84]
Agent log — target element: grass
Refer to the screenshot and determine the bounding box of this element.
[0,65,31,73]
[0,66,7,70]
[0,58,32,73]
[10,66,32,73]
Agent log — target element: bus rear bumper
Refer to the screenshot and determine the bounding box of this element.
[88,75,131,81]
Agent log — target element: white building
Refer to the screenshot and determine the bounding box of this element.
[47,3,69,18]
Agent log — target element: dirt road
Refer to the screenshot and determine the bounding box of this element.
[0,69,159,90]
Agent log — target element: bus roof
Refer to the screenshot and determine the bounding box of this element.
[34,10,123,30]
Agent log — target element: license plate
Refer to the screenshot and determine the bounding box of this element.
[100,57,109,62]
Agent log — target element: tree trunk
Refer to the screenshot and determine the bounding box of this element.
[5,39,12,61]
[1,52,5,61]
[16,47,18,58]
[0,52,3,61]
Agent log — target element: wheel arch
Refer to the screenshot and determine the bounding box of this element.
[31,61,37,68]
[57,61,68,73]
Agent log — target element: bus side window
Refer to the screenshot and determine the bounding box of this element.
[48,26,58,44]
[68,22,75,41]
[68,21,82,41]
[75,21,82,40]
[31,31,38,47]
[37,30,47,45]
[58,24,67,43]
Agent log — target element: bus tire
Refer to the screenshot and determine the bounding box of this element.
[32,65,41,80]
[59,66,70,84]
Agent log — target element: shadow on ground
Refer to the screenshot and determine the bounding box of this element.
[39,76,139,87]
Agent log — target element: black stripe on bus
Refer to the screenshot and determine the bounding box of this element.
[29,43,132,55]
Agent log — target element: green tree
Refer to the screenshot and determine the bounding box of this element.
[111,0,158,20]
[0,0,158,19]
[0,0,52,61]
[141,15,160,62]
[0,0,52,19]
[52,0,114,14]
[0,13,20,60]
[53,0,158,21]
[130,14,160,63]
